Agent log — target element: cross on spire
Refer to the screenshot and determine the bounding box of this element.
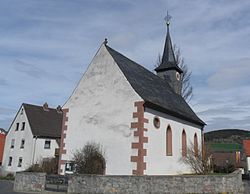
[164,11,172,26]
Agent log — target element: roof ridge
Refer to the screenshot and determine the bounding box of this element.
[23,103,59,111]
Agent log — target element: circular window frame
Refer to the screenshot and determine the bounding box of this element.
[153,116,160,129]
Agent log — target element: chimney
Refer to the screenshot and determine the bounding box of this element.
[56,105,63,113]
[43,102,49,111]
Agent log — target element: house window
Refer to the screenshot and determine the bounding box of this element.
[20,108,23,115]
[8,157,12,166]
[15,123,19,131]
[182,130,187,157]
[44,140,51,149]
[18,157,23,167]
[20,139,25,149]
[194,133,198,156]
[10,139,15,149]
[166,125,172,156]
[21,122,25,131]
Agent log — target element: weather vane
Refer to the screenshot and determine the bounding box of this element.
[164,11,172,26]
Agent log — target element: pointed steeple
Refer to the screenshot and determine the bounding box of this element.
[155,16,183,73]
[155,13,183,95]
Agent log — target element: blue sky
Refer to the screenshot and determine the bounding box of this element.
[0,0,250,132]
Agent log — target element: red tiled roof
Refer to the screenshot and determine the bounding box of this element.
[243,140,250,157]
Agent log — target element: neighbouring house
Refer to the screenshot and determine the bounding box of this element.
[0,128,7,166]
[208,143,245,172]
[58,22,205,175]
[2,103,63,174]
[243,140,250,173]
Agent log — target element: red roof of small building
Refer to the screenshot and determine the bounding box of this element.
[243,140,250,157]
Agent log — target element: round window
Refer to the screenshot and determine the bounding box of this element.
[153,117,160,129]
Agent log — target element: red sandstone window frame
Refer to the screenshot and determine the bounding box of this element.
[153,116,160,129]
[166,125,172,156]
[182,129,187,157]
[194,133,198,156]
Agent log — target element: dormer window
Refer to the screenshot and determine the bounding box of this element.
[15,123,19,131]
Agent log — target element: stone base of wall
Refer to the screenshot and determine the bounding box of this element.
[14,172,46,192]
[68,170,243,194]
[13,170,244,194]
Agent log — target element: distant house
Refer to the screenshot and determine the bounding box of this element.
[243,140,250,172]
[0,128,7,166]
[209,143,244,171]
[2,103,62,174]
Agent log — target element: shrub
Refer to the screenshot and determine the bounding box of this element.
[72,142,106,174]
[26,157,58,174]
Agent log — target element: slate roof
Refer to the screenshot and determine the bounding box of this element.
[106,45,205,126]
[23,103,63,138]
[155,25,183,73]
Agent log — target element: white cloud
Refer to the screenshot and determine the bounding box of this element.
[0,0,250,131]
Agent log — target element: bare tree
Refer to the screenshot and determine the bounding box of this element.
[180,142,212,174]
[155,45,193,102]
[72,142,106,174]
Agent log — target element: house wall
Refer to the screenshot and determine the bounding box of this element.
[60,44,142,175]
[144,107,202,175]
[33,138,59,164]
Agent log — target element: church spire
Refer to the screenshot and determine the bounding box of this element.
[155,13,182,73]
[155,12,183,95]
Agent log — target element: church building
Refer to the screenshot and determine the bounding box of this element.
[58,20,205,175]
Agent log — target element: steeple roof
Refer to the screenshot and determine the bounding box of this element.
[155,23,183,73]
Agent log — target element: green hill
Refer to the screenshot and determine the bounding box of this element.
[204,129,250,144]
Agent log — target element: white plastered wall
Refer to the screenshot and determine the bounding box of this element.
[61,44,142,175]
[32,138,59,164]
[247,157,250,171]
[144,107,203,175]
[2,106,34,173]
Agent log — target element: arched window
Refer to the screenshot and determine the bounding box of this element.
[194,133,198,156]
[166,125,172,156]
[182,130,187,157]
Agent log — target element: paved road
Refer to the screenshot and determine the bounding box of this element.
[0,180,36,194]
